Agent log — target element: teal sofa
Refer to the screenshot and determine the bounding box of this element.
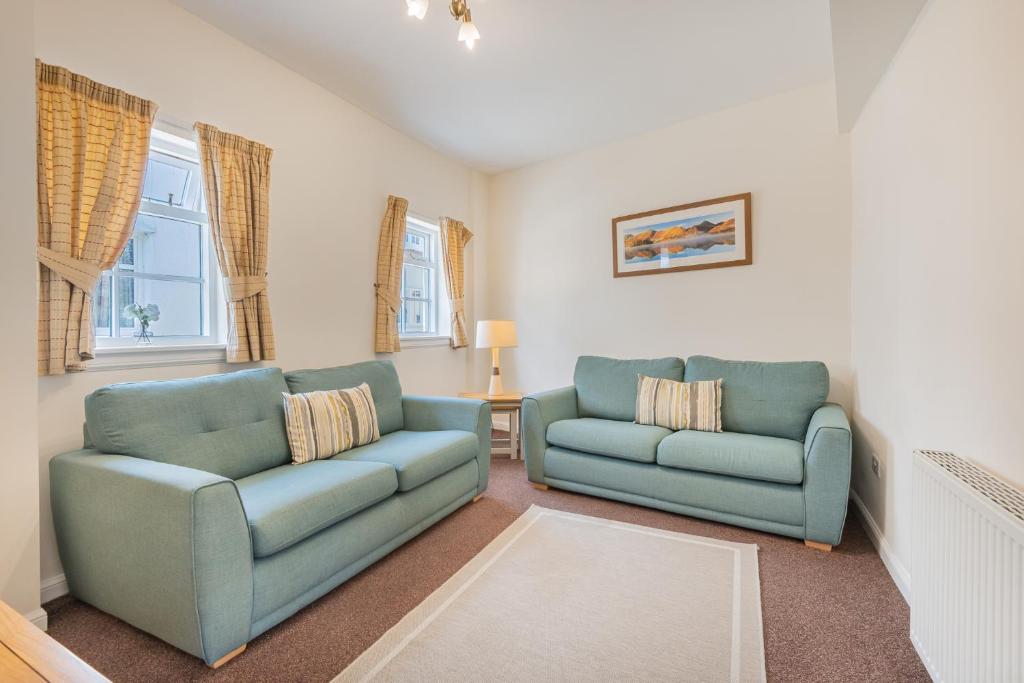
[49,360,490,666]
[522,355,851,549]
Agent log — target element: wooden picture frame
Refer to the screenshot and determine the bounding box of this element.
[611,192,752,278]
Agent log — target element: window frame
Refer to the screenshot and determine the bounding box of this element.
[399,214,451,344]
[92,119,226,361]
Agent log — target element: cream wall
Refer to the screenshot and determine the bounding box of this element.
[486,82,852,405]
[0,2,43,622]
[34,0,487,592]
[849,0,1024,580]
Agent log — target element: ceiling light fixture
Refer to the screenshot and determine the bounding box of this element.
[405,0,481,50]
[406,0,428,20]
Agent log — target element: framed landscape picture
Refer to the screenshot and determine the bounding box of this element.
[612,192,752,277]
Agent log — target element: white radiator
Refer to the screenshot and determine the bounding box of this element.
[912,450,1024,682]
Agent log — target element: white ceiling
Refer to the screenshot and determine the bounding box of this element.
[171,0,835,173]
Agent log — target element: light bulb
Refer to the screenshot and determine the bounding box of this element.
[406,0,428,20]
[458,18,480,46]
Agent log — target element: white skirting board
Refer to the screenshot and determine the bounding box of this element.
[41,573,68,605]
[848,490,911,603]
[25,607,48,631]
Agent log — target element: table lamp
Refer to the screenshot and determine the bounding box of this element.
[476,320,517,396]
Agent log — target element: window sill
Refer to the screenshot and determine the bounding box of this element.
[400,336,452,348]
[90,343,227,371]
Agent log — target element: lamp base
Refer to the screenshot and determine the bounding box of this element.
[488,373,505,397]
[488,346,505,396]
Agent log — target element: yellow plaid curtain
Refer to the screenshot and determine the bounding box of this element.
[36,61,156,375]
[439,217,474,348]
[374,195,409,353]
[195,123,276,363]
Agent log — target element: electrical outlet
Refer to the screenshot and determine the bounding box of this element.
[871,455,881,478]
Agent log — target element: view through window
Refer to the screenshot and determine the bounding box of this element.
[398,217,442,337]
[93,125,220,346]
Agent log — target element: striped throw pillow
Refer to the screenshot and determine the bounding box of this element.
[635,375,723,432]
[282,383,381,464]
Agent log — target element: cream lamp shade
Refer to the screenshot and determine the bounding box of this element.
[476,320,517,396]
[475,320,518,349]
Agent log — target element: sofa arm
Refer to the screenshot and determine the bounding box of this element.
[402,396,491,494]
[522,386,579,483]
[803,403,853,546]
[50,450,253,665]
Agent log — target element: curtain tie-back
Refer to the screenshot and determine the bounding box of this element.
[223,274,268,302]
[36,246,102,293]
[374,283,399,312]
[451,297,466,314]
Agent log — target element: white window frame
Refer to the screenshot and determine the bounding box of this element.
[91,119,226,370]
[399,214,451,346]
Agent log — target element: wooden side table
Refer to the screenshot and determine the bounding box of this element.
[459,392,523,459]
[0,600,108,682]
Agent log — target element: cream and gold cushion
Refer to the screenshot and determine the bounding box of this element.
[635,375,723,432]
[283,383,381,464]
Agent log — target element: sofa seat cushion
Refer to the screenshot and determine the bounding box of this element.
[547,418,672,463]
[237,460,398,558]
[335,429,478,491]
[656,430,804,485]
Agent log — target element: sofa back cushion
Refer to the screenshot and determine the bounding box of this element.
[84,367,291,480]
[683,355,828,441]
[574,356,684,421]
[284,360,404,435]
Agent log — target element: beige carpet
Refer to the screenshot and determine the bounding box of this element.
[336,505,765,682]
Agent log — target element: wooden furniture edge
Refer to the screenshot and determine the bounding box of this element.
[530,483,549,491]
[209,643,246,669]
[0,640,45,682]
[0,600,108,682]
[804,540,833,552]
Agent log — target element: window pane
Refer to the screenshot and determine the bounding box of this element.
[404,230,429,261]
[401,299,430,334]
[131,214,202,278]
[403,264,431,299]
[142,153,193,206]
[118,278,203,337]
[118,238,135,269]
[118,278,136,329]
[93,275,112,338]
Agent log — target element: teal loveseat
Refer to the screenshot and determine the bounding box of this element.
[522,356,851,549]
[49,361,490,667]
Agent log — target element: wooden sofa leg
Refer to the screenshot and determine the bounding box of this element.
[804,540,833,553]
[530,482,549,491]
[472,494,483,502]
[209,644,246,669]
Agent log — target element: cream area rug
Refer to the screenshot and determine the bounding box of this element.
[335,506,765,682]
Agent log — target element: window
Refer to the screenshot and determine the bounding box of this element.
[94,123,222,348]
[397,216,449,339]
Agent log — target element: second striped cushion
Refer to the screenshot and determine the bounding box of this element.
[635,375,723,432]
[283,383,381,464]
